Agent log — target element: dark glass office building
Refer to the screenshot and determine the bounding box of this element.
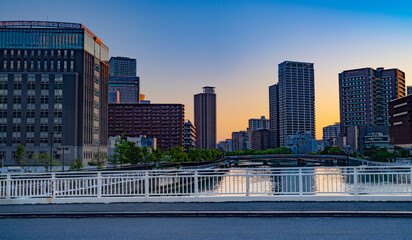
[108,57,139,104]
[0,21,109,165]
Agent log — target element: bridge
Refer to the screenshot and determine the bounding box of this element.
[225,154,390,166]
[0,166,411,204]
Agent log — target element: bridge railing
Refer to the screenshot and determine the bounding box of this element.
[0,166,411,201]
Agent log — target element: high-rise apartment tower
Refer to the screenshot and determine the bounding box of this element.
[194,86,216,149]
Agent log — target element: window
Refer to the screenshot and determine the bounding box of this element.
[64,50,67,58]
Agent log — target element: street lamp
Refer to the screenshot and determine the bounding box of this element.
[57,147,70,172]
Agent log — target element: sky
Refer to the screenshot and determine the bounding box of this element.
[2,0,412,141]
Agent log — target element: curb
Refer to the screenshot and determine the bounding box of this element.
[1,211,412,218]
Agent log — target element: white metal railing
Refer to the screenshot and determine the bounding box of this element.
[0,166,411,201]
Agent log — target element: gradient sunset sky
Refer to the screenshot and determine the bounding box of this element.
[2,0,412,141]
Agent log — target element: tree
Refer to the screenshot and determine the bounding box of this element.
[327,146,344,155]
[109,134,131,166]
[169,146,188,162]
[89,152,107,168]
[15,144,27,166]
[38,152,60,172]
[70,159,84,170]
[125,142,144,164]
[151,147,165,163]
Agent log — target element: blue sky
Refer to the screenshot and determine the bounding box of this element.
[2,0,412,140]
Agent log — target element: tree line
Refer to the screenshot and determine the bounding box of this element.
[108,136,223,166]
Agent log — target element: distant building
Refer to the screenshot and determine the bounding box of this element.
[275,61,315,146]
[285,132,318,154]
[268,84,279,148]
[247,116,270,149]
[232,131,248,151]
[0,21,109,165]
[316,140,324,152]
[108,135,157,158]
[108,103,184,151]
[389,95,412,148]
[108,57,139,104]
[323,123,341,147]
[339,67,405,135]
[339,125,389,153]
[194,87,216,149]
[109,56,136,77]
[108,135,155,158]
[251,129,270,151]
[217,139,232,152]
[407,86,412,96]
[184,120,196,150]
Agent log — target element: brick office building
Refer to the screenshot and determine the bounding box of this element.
[108,103,184,151]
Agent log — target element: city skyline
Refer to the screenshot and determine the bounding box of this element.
[2,1,412,141]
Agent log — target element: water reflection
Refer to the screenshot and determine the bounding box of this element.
[199,166,411,196]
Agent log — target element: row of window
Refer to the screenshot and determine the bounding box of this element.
[3,49,74,59]
[3,60,74,72]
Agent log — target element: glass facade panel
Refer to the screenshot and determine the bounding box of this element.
[0,29,84,49]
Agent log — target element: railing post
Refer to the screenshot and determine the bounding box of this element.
[97,172,102,198]
[145,171,149,198]
[410,167,412,197]
[353,168,358,200]
[6,174,10,200]
[299,168,303,196]
[51,173,56,198]
[194,170,198,199]
[246,169,250,196]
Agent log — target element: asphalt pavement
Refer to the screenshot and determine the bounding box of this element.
[1,217,412,240]
[1,202,412,218]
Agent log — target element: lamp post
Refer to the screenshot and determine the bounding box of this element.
[49,132,54,172]
[57,147,70,172]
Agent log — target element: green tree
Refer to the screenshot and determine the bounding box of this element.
[89,152,107,168]
[38,153,60,172]
[371,149,394,162]
[70,159,84,170]
[327,146,344,155]
[125,142,144,164]
[109,134,131,165]
[169,146,188,162]
[151,147,165,163]
[15,144,27,166]
[187,149,201,162]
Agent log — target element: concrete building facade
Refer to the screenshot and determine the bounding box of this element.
[184,120,196,151]
[247,116,270,149]
[339,67,405,135]
[232,131,248,151]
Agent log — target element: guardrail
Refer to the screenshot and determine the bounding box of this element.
[1,166,411,204]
